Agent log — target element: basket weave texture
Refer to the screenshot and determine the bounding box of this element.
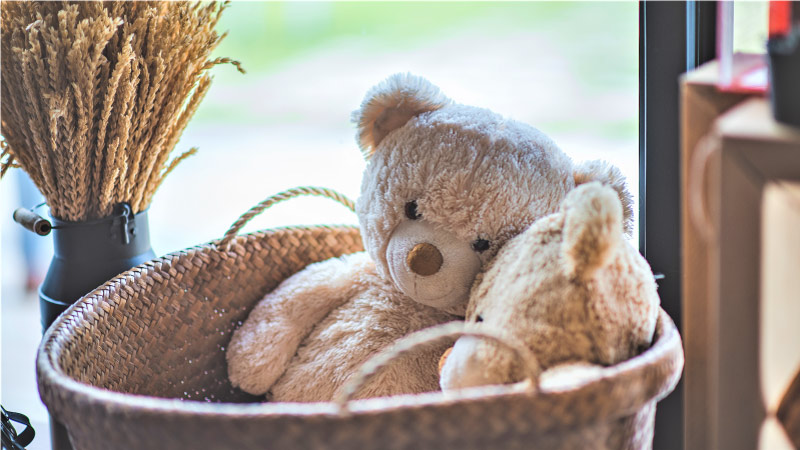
[37,225,684,450]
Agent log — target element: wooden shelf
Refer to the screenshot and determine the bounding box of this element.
[681,87,800,450]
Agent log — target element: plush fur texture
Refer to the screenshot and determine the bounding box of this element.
[573,159,634,236]
[354,72,451,158]
[440,183,659,390]
[227,74,637,402]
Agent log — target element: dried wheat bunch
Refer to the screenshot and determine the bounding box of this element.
[1,1,243,221]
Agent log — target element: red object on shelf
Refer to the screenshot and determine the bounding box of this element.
[769,1,792,38]
[717,54,769,95]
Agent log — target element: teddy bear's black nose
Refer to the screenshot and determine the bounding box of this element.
[407,243,443,276]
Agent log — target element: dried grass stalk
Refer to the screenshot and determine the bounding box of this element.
[1,1,243,221]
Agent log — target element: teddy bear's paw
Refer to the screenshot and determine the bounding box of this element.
[226,322,301,395]
[226,253,379,395]
[539,362,605,391]
[439,336,524,391]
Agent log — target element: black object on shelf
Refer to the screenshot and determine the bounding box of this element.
[768,25,800,127]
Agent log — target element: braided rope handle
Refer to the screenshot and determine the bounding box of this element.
[217,186,356,249]
[334,321,540,413]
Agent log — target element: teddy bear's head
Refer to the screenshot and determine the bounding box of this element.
[354,74,634,316]
[353,73,590,316]
[439,182,659,390]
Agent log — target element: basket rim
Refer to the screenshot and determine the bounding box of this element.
[37,225,684,431]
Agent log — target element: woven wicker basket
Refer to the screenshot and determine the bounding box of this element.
[37,189,684,450]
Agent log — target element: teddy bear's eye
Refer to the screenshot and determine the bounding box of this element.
[476,315,484,323]
[472,239,490,253]
[404,201,421,220]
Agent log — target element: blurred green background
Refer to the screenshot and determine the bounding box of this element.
[214,2,636,78]
[198,1,638,141]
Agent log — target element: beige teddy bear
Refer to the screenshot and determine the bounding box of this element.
[226,73,633,402]
[440,182,659,390]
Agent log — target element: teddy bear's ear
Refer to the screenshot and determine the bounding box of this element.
[353,73,450,159]
[573,160,634,236]
[561,182,623,280]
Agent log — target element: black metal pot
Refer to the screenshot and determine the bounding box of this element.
[14,203,156,450]
[37,203,156,332]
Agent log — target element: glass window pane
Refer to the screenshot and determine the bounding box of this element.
[150,1,640,252]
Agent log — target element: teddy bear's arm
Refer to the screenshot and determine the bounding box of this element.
[226,252,374,395]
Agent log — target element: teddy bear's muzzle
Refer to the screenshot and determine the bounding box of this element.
[385,220,481,314]
[440,337,515,390]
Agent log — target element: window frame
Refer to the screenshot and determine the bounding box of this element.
[639,2,716,449]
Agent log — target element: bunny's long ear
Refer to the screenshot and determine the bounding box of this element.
[573,160,634,236]
[352,73,450,159]
[561,182,623,280]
